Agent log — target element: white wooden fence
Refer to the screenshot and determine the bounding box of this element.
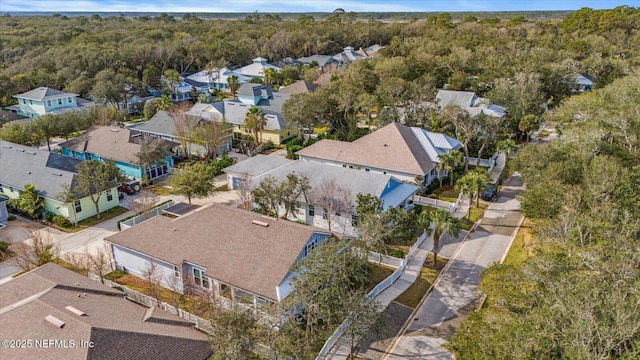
[119,200,175,230]
[316,230,430,359]
[466,151,500,172]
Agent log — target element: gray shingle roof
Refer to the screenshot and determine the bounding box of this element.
[13,87,79,101]
[59,126,178,165]
[237,83,275,98]
[296,122,461,176]
[297,54,335,67]
[0,140,83,199]
[278,80,319,95]
[224,154,293,177]
[436,89,506,118]
[0,263,212,360]
[129,110,177,137]
[210,95,290,131]
[106,205,329,301]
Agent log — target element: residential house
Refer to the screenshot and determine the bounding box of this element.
[235,57,281,79]
[184,68,251,92]
[0,263,212,360]
[567,73,596,92]
[332,46,366,67]
[116,86,155,114]
[436,89,507,118]
[278,80,319,95]
[194,83,297,145]
[130,110,232,156]
[7,87,94,118]
[296,122,462,185]
[296,54,338,70]
[106,204,333,307]
[356,44,383,57]
[0,141,119,222]
[59,126,178,181]
[224,155,419,235]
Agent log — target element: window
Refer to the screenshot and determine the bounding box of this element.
[351,214,358,225]
[9,186,13,192]
[173,266,179,277]
[342,164,346,168]
[335,212,341,217]
[47,100,52,107]
[193,268,203,287]
[29,100,33,105]
[67,97,72,103]
[74,200,82,213]
[220,283,232,298]
[202,276,210,289]
[365,168,370,172]
[106,189,113,202]
[0,186,3,193]
[308,205,315,216]
[58,99,62,105]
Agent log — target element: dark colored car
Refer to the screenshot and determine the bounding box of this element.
[480,183,498,201]
[118,180,141,195]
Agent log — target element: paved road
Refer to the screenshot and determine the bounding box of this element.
[383,174,525,360]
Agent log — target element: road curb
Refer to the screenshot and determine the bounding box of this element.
[380,173,521,360]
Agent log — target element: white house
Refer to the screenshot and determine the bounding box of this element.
[106,204,333,307]
[235,57,281,79]
[436,89,507,118]
[184,68,251,92]
[296,122,462,185]
[224,155,419,236]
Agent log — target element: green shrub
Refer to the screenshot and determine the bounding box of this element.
[8,215,16,221]
[287,145,304,159]
[45,212,54,223]
[0,241,10,260]
[52,215,72,228]
[104,270,126,281]
[388,249,405,258]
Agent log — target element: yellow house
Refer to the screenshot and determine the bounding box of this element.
[0,141,119,222]
[187,83,298,145]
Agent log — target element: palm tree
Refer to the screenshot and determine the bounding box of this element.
[245,106,266,144]
[470,170,491,208]
[439,151,463,187]
[455,174,475,219]
[136,137,168,184]
[429,208,461,267]
[497,138,517,160]
[227,75,240,97]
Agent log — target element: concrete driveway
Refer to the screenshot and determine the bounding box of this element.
[383,174,525,360]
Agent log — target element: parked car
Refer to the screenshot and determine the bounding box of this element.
[480,183,498,201]
[118,191,125,200]
[118,180,141,195]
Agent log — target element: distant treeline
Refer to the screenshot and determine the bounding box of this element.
[4,10,574,21]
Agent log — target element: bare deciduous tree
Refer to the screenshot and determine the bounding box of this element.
[307,179,352,232]
[85,243,113,284]
[128,191,160,219]
[11,230,59,272]
[170,102,199,156]
[235,173,254,210]
[142,260,164,305]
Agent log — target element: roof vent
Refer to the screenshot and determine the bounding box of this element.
[110,128,119,132]
[251,220,269,227]
[65,305,86,316]
[16,148,25,152]
[2,145,12,149]
[384,144,388,147]
[52,173,63,177]
[45,315,65,328]
[26,151,36,155]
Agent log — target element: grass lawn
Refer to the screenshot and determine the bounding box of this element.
[146,185,173,196]
[313,126,330,134]
[503,218,534,267]
[113,273,213,318]
[395,255,448,308]
[53,257,89,276]
[55,206,129,233]
[365,263,396,292]
[538,129,550,138]
[437,189,459,203]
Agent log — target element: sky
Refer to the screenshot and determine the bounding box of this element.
[1,0,639,13]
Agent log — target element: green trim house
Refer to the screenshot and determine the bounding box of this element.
[0,141,119,221]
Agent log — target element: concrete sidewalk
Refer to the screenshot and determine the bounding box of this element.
[323,153,508,359]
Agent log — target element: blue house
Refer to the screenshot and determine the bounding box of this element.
[7,87,93,118]
[106,204,333,307]
[59,126,178,180]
